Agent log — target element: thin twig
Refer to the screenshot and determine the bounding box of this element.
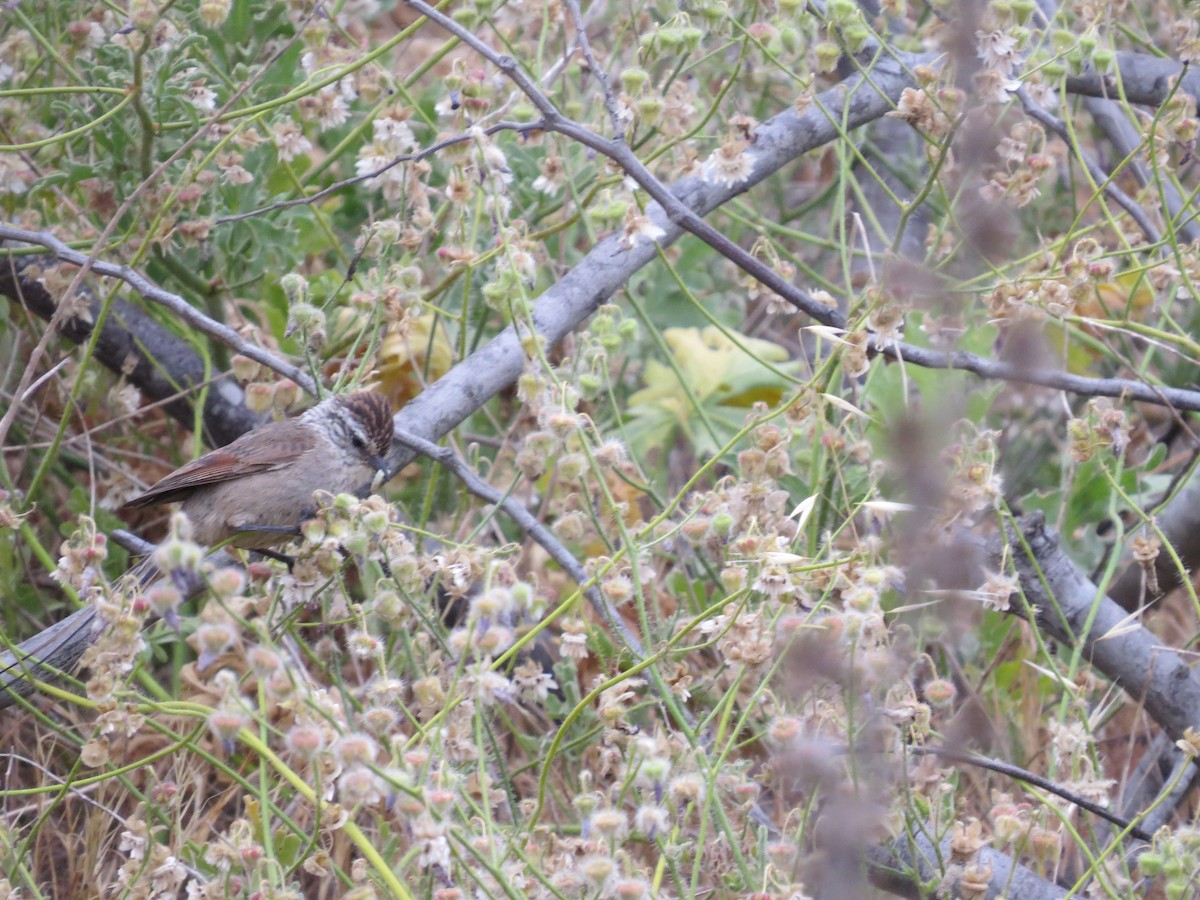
[0,225,316,396]
[1083,93,1200,243]
[911,745,1154,843]
[390,427,647,658]
[404,0,838,326]
[215,121,545,226]
[1017,87,1161,243]
[403,0,1200,415]
[562,0,625,139]
[871,339,1200,410]
[0,18,316,450]
[18,357,71,405]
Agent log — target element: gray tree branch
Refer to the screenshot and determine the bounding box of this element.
[0,252,264,447]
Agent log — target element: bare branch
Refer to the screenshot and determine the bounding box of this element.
[0,225,317,396]
[1017,88,1162,243]
[562,0,625,139]
[404,0,861,326]
[0,253,264,446]
[215,121,545,226]
[869,829,1066,900]
[1067,53,1200,106]
[913,745,1153,842]
[0,21,313,452]
[391,428,645,658]
[992,512,1200,743]
[1083,95,1200,243]
[399,0,1200,424]
[0,606,97,707]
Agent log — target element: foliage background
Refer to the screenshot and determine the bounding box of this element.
[2,0,1200,897]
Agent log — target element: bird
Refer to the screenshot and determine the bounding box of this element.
[121,391,394,549]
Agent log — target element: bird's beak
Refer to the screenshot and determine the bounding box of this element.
[370,456,389,490]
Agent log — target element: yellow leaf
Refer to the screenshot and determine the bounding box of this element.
[1078,270,1155,320]
[628,326,789,410]
[377,312,454,408]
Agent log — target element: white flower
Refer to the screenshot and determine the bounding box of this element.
[373,116,417,153]
[484,193,512,219]
[0,156,31,194]
[315,90,349,131]
[118,827,147,860]
[414,813,451,870]
[152,856,187,895]
[356,143,395,181]
[621,212,667,249]
[975,68,1021,105]
[481,142,512,185]
[186,84,216,112]
[702,140,754,187]
[272,120,313,162]
[532,155,565,195]
[976,29,1018,71]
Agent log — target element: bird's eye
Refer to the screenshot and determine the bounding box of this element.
[351,434,366,451]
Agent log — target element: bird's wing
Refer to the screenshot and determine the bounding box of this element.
[121,428,315,510]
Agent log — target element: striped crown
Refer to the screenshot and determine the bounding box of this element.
[341,391,394,458]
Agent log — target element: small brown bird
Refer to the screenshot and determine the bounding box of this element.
[122,391,394,549]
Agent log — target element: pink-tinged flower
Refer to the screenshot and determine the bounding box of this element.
[271,120,313,162]
[976,29,1018,71]
[620,211,667,249]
